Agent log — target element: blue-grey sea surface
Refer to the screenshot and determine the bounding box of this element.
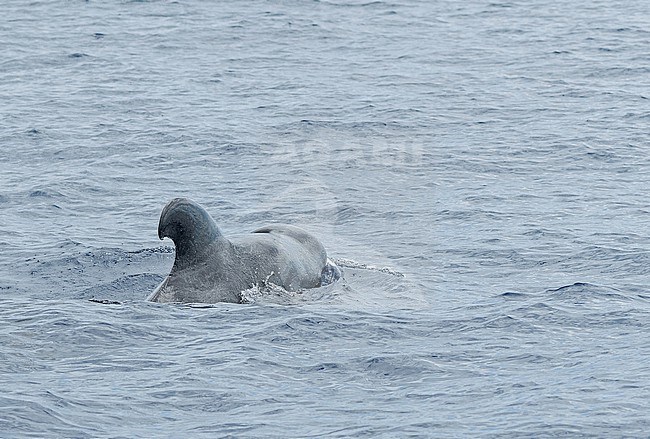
[1,0,650,437]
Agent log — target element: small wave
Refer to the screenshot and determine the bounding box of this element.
[80,273,164,302]
[333,258,404,277]
[498,291,529,299]
[89,299,122,305]
[545,282,630,300]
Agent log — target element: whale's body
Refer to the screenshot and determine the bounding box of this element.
[149,198,338,304]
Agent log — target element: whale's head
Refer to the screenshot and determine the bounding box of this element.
[158,198,223,261]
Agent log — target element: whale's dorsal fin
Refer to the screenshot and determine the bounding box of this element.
[253,225,313,242]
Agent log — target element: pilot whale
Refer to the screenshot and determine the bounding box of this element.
[148,198,340,303]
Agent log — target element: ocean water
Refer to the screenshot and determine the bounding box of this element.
[1,0,650,437]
